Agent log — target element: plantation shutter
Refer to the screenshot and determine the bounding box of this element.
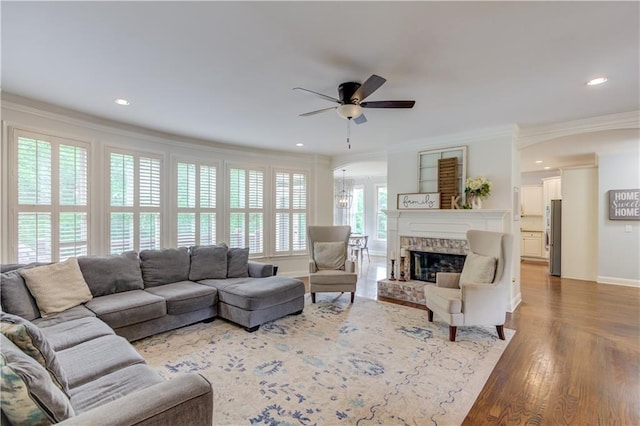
[109,150,162,254]
[228,166,264,255]
[176,161,217,247]
[274,170,308,255]
[14,130,89,263]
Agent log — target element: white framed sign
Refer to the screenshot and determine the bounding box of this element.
[397,193,440,210]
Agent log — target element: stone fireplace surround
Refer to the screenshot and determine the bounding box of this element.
[378,209,512,306]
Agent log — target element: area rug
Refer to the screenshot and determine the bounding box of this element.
[133,295,514,425]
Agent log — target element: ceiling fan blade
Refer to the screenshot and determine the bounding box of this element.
[360,100,415,108]
[351,74,386,102]
[299,106,337,117]
[293,87,341,104]
[353,113,367,125]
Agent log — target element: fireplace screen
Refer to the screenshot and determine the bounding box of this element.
[410,251,466,283]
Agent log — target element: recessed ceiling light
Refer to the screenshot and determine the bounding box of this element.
[535,160,543,164]
[114,98,130,106]
[586,77,608,86]
[296,143,304,147]
[544,166,551,170]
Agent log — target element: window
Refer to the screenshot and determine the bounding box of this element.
[274,170,308,254]
[376,186,387,240]
[13,129,89,263]
[349,185,365,234]
[109,150,161,254]
[176,161,217,247]
[228,166,264,255]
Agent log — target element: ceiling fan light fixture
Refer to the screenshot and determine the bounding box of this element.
[336,104,363,120]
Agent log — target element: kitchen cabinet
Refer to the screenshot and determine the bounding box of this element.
[543,177,562,205]
[521,231,544,257]
[521,185,543,216]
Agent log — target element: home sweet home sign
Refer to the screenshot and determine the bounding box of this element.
[609,189,640,220]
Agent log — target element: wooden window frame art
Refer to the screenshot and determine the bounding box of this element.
[418,146,467,209]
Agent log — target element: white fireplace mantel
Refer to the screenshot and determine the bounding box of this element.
[384,209,510,241]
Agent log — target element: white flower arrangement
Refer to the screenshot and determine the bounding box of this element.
[464,176,492,199]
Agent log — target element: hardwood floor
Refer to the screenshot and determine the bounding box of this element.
[342,256,640,425]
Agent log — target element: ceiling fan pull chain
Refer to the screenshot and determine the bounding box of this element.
[347,118,351,149]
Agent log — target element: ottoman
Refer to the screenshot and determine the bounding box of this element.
[198,276,305,331]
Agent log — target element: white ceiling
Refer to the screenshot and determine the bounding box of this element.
[2,1,639,164]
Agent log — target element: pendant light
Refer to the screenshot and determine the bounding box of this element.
[335,169,352,209]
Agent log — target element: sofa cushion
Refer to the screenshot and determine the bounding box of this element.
[459,253,497,285]
[56,335,145,389]
[227,247,249,278]
[39,317,115,352]
[78,251,144,297]
[189,244,228,281]
[69,364,163,414]
[0,335,75,424]
[0,268,41,320]
[313,242,347,270]
[33,305,96,328]
[216,276,304,311]
[19,258,93,317]
[85,290,166,329]
[140,247,190,287]
[145,281,217,315]
[0,312,70,396]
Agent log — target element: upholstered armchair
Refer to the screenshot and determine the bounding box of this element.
[308,225,358,303]
[424,230,513,341]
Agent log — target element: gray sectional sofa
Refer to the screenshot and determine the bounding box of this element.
[0,244,305,425]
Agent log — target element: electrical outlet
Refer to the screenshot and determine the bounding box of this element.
[625,225,632,233]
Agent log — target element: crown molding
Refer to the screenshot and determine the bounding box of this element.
[1,93,331,164]
[387,124,518,154]
[517,110,640,149]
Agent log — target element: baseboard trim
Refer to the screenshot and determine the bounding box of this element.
[597,276,640,287]
[509,294,522,313]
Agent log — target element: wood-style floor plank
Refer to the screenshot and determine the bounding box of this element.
[338,257,639,425]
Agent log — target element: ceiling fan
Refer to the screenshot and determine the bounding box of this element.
[293,74,415,125]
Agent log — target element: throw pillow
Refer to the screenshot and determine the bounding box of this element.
[0,335,75,425]
[314,241,346,270]
[0,269,41,320]
[227,247,250,278]
[0,312,70,396]
[20,258,93,318]
[139,247,190,287]
[77,251,144,297]
[189,244,228,281]
[459,252,497,285]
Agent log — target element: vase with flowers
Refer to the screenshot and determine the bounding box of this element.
[464,176,492,209]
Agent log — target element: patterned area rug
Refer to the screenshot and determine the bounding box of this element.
[134,295,514,425]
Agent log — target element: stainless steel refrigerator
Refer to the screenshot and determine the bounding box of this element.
[549,199,562,276]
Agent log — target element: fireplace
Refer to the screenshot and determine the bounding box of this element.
[378,209,513,308]
[409,250,466,283]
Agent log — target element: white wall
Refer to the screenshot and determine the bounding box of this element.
[598,153,640,286]
[1,99,334,277]
[561,166,599,281]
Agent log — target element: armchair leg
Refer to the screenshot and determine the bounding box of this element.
[427,308,434,322]
[311,293,316,303]
[496,325,505,340]
[350,292,355,303]
[449,326,457,342]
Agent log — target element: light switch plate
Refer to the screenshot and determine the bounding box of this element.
[625,225,632,233]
